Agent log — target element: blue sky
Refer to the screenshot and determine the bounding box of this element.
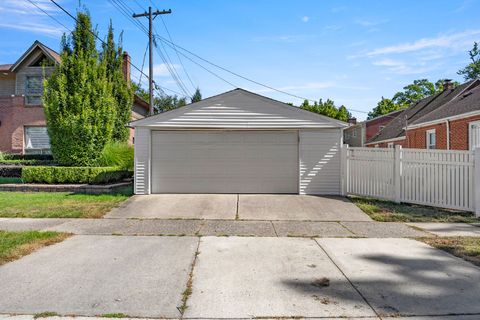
[0,0,479,120]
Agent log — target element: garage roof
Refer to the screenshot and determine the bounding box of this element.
[130,88,348,129]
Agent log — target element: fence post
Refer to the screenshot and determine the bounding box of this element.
[475,148,480,217]
[394,145,402,203]
[341,144,349,196]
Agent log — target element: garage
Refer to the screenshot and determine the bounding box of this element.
[131,89,347,195]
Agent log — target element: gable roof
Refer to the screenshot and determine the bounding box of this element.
[366,80,478,144]
[410,80,480,126]
[10,40,61,72]
[130,88,348,129]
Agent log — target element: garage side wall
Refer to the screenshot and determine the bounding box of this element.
[134,127,151,195]
[299,129,342,195]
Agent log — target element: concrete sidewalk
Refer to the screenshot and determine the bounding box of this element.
[0,218,429,238]
[407,222,480,237]
[1,236,480,319]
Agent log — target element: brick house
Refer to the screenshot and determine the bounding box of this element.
[0,41,148,155]
[343,110,402,147]
[365,79,480,150]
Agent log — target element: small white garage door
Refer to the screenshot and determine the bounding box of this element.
[151,131,298,193]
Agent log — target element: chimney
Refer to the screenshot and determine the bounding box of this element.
[122,51,131,84]
[348,117,357,125]
[443,79,455,91]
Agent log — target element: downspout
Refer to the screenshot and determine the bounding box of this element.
[446,120,450,150]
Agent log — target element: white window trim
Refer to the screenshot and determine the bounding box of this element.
[426,129,436,149]
[469,120,480,151]
[387,142,394,148]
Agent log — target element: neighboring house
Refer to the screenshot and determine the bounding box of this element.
[0,41,148,155]
[130,88,348,195]
[343,110,403,147]
[366,79,480,150]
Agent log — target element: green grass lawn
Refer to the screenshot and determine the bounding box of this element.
[0,177,22,184]
[0,188,131,218]
[0,231,69,265]
[351,197,480,223]
[420,237,480,267]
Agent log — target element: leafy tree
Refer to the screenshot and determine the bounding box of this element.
[43,11,116,166]
[191,88,202,103]
[458,42,480,81]
[132,82,190,113]
[102,21,133,142]
[336,105,350,122]
[300,98,351,121]
[392,79,438,108]
[368,97,399,119]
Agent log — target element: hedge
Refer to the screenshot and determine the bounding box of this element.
[0,153,53,161]
[22,166,132,184]
[0,166,22,177]
[0,160,55,166]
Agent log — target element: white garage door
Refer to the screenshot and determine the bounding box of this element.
[151,131,298,193]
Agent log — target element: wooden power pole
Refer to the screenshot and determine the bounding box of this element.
[133,6,172,115]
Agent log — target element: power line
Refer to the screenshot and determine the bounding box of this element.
[119,0,192,98]
[26,0,70,32]
[112,0,191,98]
[47,0,169,98]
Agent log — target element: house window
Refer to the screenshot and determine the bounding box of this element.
[426,129,436,149]
[469,121,480,151]
[352,129,357,137]
[25,76,43,105]
[24,126,50,154]
[387,142,394,148]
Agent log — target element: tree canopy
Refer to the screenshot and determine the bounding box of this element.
[132,82,196,113]
[458,42,480,81]
[300,98,352,122]
[367,79,459,119]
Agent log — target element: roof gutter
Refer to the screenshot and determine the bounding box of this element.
[365,136,406,146]
[404,110,480,130]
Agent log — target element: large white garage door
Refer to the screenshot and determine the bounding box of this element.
[151,131,298,193]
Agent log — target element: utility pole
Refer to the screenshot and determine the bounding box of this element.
[133,7,172,115]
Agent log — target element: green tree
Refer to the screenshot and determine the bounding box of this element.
[300,98,351,121]
[43,11,116,166]
[102,22,133,142]
[458,42,480,81]
[336,105,350,122]
[368,97,400,119]
[191,88,202,103]
[392,79,438,108]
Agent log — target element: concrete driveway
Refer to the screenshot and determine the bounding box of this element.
[1,235,480,319]
[105,194,371,221]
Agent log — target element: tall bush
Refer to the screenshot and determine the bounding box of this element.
[102,22,133,142]
[43,11,116,166]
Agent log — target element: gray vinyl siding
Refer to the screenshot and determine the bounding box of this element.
[15,66,54,98]
[299,129,342,195]
[134,128,151,195]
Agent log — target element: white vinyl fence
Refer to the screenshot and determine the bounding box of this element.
[342,146,480,215]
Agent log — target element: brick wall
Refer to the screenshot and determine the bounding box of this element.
[406,123,448,149]
[0,96,46,154]
[449,115,480,150]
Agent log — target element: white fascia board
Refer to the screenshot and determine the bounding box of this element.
[406,110,480,130]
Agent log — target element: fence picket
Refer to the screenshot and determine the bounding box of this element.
[344,147,475,212]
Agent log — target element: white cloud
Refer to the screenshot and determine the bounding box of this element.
[0,22,63,37]
[301,16,310,23]
[0,0,67,37]
[372,58,436,75]
[355,19,389,28]
[254,82,335,94]
[153,63,182,77]
[366,30,480,56]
